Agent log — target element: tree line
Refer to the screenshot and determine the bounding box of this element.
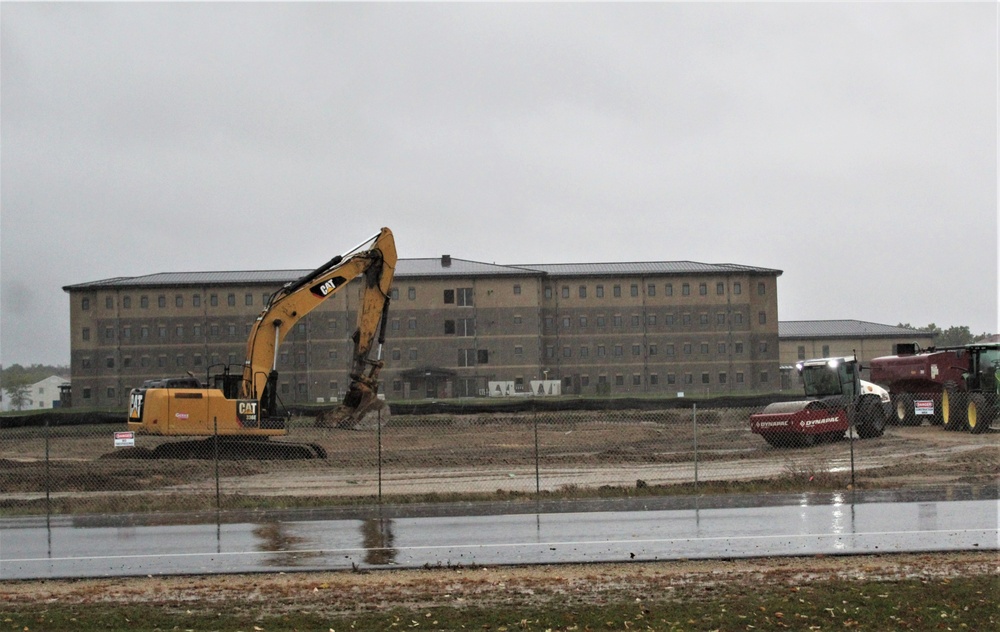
[895,323,995,348]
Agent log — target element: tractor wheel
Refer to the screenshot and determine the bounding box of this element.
[968,394,993,434]
[857,397,886,439]
[892,393,917,426]
[942,388,969,432]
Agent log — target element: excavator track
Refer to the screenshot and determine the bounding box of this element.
[110,437,327,460]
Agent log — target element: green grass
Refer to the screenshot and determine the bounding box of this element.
[2,574,995,631]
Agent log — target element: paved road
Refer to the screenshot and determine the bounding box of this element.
[2,491,996,580]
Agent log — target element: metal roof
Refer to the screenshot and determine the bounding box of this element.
[519,261,782,277]
[778,320,929,339]
[63,258,779,291]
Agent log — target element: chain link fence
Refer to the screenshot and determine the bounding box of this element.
[1,400,996,518]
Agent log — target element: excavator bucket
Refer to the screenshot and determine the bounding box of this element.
[315,383,390,430]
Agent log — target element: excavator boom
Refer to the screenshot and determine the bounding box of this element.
[127,227,397,448]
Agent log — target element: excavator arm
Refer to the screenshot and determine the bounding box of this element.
[241,227,397,422]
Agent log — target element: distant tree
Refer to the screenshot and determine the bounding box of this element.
[2,374,33,411]
[896,323,980,347]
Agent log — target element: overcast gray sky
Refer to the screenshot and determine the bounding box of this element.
[1,2,997,367]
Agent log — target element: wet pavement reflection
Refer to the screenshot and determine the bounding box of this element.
[1,487,996,580]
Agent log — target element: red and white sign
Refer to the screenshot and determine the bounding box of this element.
[915,400,935,416]
[114,431,135,448]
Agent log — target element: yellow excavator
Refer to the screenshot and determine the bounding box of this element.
[126,228,397,458]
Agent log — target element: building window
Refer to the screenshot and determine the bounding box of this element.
[546,345,555,358]
[106,357,115,368]
[122,326,131,339]
[682,314,692,325]
[630,284,639,297]
[666,314,675,326]
[579,316,588,328]
[683,343,692,355]
[393,319,402,331]
[737,372,745,383]
[822,344,830,357]
[717,312,726,325]
[649,344,657,356]
[458,349,477,367]
[734,313,743,325]
[514,345,523,355]
[544,287,553,299]
[563,346,572,358]
[457,288,474,306]
[192,295,201,307]
[580,346,589,357]
[513,284,521,296]
[104,326,114,340]
[408,317,417,330]
[647,284,655,297]
[700,343,709,354]
[176,355,185,367]
[719,372,727,384]
[613,285,622,297]
[665,283,673,296]
[596,285,604,298]
[562,286,570,298]
[759,341,768,353]
[735,342,744,354]
[665,344,675,356]
[759,312,767,325]
[667,373,675,385]
[408,287,416,300]
[175,325,184,338]
[760,371,769,383]
[596,316,606,327]
[579,286,587,299]
[613,315,623,327]
[597,345,606,357]
[702,373,710,384]
[613,344,623,357]
[632,374,642,386]
[631,344,641,356]
[562,316,571,329]
[228,293,236,307]
[717,282,725,295]
[682,283,690,296]
[158,295,166,308]
[684,373,693,385]
[123,296,132,309]
[245,293,253,306]
[758,281,766,295]
[734,282,742,295]
[700,314,709,325]
[105,297,113,309]
[615,375,625,386]
[699,283,707,296]
[513,315,523,325]
[650,374,658,385]
[210,294,218,307]
[631,314,640,327]
[141,296,149,309]
[718,342,727,354]
[798,345,806,360]
[390,288,399,300]
[647,314,656,325]
[82,297,90,310]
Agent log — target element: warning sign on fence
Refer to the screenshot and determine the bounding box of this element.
[114,431,135,448]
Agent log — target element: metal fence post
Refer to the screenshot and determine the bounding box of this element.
[213,417,220,511]
[693,403,699,492]
[533,407,540,496]
[44,417,51,517]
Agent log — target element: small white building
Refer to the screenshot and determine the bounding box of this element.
[1,375,70,411]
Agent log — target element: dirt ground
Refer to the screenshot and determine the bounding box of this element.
[2,551,996,617]
[1,415,998,505]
